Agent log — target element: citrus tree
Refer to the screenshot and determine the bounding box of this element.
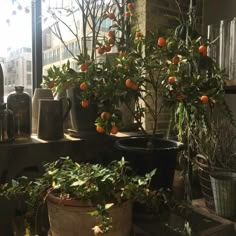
[42,0,137,135]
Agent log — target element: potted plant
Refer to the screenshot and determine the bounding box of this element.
[104,0,232,193]
[196,118,236,218]
[159,2,234,201]
[42,0,136,135]
[0,156,167,235]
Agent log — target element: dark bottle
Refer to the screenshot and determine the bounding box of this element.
[7,86,32,140]
[0,103,14,143]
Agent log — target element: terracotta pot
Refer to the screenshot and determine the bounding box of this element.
[47,194,133,236]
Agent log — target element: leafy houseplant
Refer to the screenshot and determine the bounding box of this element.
[0,157,167,235]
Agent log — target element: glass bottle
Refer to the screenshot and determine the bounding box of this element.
[0,103,14,143]
[7,86,32,140]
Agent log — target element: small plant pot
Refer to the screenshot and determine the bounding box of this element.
[47,194,133,236]
[210,171,236,218]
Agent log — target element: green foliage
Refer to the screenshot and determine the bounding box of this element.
[0,157,168,234]
[42,0,232,142]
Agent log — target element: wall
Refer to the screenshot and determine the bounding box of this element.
[203,0,236,119]
[203,0,236,26]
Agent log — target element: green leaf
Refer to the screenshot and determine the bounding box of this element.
[146,169,157,178]
[105,203,114,210]
[48,169,58,175]
[70,179,86,187]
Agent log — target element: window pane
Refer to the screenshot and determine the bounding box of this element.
[0,1,32,100]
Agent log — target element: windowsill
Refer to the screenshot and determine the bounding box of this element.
[224,80,236,94]
[0,133,82,147]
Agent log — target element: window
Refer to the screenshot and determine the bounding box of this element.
[99,18,112,32]
[0,1,32,97]
[27,74,31,85]
[26,61,31,72]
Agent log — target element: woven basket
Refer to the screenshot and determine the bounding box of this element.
[196,154,215,211]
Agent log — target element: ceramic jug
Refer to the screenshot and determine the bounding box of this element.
[37,98,72,140]
[32,88,54,134]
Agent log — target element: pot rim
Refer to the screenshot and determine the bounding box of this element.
[115,136,184,152]
[47,193,132,209]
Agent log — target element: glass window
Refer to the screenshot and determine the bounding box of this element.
[42,0,82,75]
[99,18,112,32]
[26,61,31,72]
[0,1,32,98]
[27,74,31,85]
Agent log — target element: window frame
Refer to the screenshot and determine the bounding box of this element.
[32,1,42,91]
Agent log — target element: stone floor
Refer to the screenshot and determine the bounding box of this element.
[132,200,236,236]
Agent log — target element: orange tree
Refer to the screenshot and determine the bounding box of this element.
[94,26,231,138]
[94,20,233,200]
[42,0,137,135]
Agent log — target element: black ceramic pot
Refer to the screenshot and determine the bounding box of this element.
[115,136,184,190]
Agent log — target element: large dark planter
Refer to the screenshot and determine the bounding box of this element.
[115,136,184,190]
[67,88,98,136]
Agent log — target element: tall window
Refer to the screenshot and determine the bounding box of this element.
[26,61,31,72]
[0,1,32,98]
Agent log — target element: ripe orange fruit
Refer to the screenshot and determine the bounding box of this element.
[135,32,142,38]
[108,30,114,38]
[168,76,176,83]
[127,3,134,10]
[171,56,180,64]
[81,100,89,108]
[101,112,111,120]
[119,51,126,57]
[125,78,133,88]
[176,94,184,102]
[124,65,129,70]
[200,95,209,103]
[125,11,130,17]
[80,63,88,71]
[108,37,115,44]
[97,47,105,55]
[62,82,70,91]
[157,37,166,47]
[96,126,105,134]
[135,112,141,119]
[105,44,111,52]
[79,82,87,91]
[131,83,139,90]
[47,81,55,89]
[108,12,115,19]
[198,45,207,55]
[110,125,119,134]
